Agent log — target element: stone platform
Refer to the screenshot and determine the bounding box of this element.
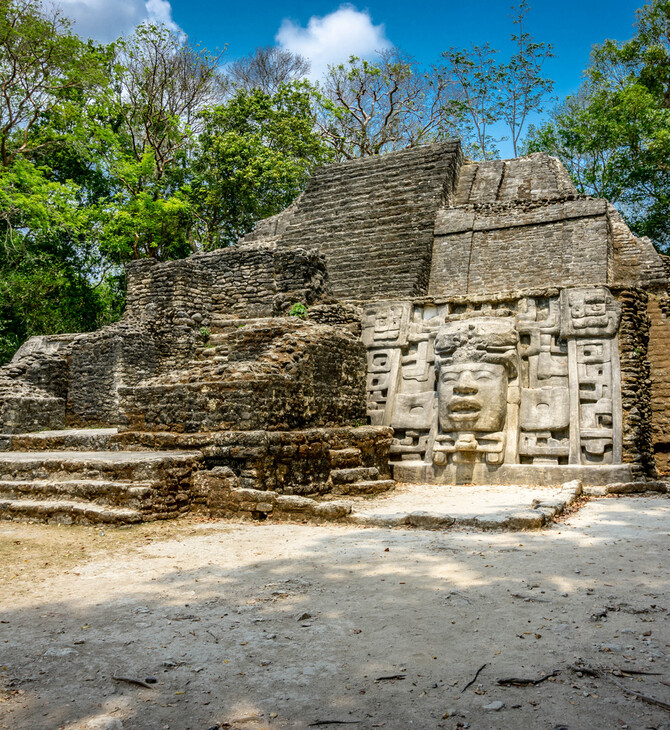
[0,449,203,524]
[345,479,665,528]
[0,426,395,525]
[203,477,585,530]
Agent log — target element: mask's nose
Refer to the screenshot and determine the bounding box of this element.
[454,370,478,394]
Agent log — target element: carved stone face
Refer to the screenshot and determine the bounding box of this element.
[437,361,507,433]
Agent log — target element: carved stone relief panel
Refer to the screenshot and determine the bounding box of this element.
[560,287,619,339]
[362,303,411,348]
[363,287,623,474]
[516,296,570,464]
[362,303,411,427]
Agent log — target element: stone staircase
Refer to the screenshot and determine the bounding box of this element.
[0,427,395,526]
[0,430,203,525]
[327,447,394,495]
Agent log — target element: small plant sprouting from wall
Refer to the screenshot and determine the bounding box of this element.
[199,326,211,343]
[288,302,309,319]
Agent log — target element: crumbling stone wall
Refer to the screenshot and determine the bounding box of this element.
[121,318,367,433]
[0,243,337,434]
[67,323,159,427]
[0,335,76,433]
[191,426,392,499]
[617,289,654,477]
[647,288,670,473]
[126,243,330,325]
[125,257,213,323]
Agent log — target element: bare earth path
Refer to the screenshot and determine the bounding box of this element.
[0,496,669,730]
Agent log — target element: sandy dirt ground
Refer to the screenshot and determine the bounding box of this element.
[0,495,669,730]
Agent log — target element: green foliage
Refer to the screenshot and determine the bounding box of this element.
[500,1,555,156]
[0,155,119,363]
[199,326,211,342]
[316,51,455,160]
[287,302,309,319]
[0,0,110,166]
[442,0,554,160]
[80,23,224,263]
[526,0,670,252]
[0,3,328,362]
[443,1,553,160]
[442,44,504,160]
[191,83,332,248]
[0,0,121,363]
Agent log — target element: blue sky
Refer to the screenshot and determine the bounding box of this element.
[172,0,643,99]
[51,0,645,153]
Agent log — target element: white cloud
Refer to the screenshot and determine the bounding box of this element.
[276,4,393,81]
[144,0,178,31]
[48,0,179,42]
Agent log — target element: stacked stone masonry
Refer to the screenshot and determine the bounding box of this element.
[271,146,670,484]
[0,142,668,525]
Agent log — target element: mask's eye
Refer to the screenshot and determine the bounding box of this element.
[474,372,494,381]
[441,372,457,383]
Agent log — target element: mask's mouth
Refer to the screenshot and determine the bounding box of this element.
[448,398,481,416]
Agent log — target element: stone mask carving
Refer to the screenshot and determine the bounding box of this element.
[437,361,508,432]
[434,317,518,435]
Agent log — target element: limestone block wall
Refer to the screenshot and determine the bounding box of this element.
[277,142,463,301]
[430,200,611,297]
[0,243,335,434]
[0,335,77,433]
[126,243,330,325]
[67,323,160,426]
[609,206,668,290]
[193,426,392,498]
[125,258,213,323]
[617,289,654,478]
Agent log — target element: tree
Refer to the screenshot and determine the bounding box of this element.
[316,49,456,160]
[526,0,670,252]
[499,1,554,156]
[227,46,310,94]
[0,0,109,166]
[191,82,331,248]
[112,24,224,181]
[0,162,106,362]
[0,0,117,363]
[86,23,226,262]
[442,1,553,159]
[441,44,504,160]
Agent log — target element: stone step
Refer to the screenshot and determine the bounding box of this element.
[0,498,142,525]
[209,317,275,334]
[198,346,229,359]
[0,450,202,483]
[0,479,154,509]
[2,428,119,453]
[333,479,395,496]
[328,448,362,469]
[330,466,380,485]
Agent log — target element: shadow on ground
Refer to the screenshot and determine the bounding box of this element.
[0,495,669,730]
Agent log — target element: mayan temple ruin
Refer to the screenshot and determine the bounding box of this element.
[0,140,668,525]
